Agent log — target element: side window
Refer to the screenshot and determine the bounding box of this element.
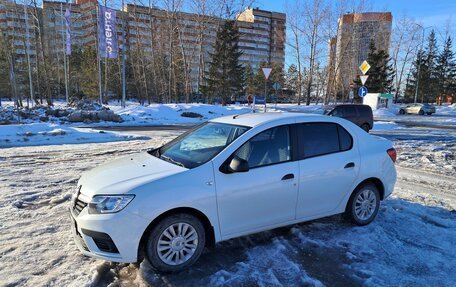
[233,125,291,168]
[301,123,339,158]
[300,123,352,158]
[331,107,343,117]
[345,106,357,117]
[338,125,353,151]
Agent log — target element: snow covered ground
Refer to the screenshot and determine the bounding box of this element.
[1,124,455,287]
[0,101,252,148]
[0,123,149,148]
[106,103,251,126]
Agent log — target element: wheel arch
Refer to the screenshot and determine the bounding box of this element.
[353,177,385,200]
[137,207,216,261]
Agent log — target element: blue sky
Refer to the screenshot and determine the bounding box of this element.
[255,0,455,68]
[257,0,455,35]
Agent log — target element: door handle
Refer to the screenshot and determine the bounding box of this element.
[281,174,294,180]
[344,162,355,169]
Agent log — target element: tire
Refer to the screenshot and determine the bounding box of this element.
[145,213,206,272]
[427,112,432,115]
[345,183,380,226]
[419,110,424,115]
[399,109,405,115]
[360,123,370,133]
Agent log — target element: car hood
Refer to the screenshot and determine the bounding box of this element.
[77,152,186,197]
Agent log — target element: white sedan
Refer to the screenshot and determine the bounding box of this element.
[70,113,397,272]
[399,103,436,115]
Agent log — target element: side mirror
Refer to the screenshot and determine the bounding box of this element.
[229,156,249,172]
[220,156,249,173]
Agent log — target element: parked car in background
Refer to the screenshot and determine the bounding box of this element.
[324,104,374,132]
[70,112,396,272]
[399,103,435,115]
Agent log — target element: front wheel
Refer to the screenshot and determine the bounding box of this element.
[427,112,432,115]
[345,183,380,226]
[419,110,424,115]
[145,213,206,272]
[399,109,405,115]
[361,123,370,132]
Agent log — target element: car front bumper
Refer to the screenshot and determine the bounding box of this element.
[69,200,150,263]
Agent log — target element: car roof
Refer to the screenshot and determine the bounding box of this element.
[209,112,334,128]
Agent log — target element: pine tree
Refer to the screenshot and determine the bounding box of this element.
[435,36,456,99]
[422,30,438,103]
[205,20,244,105]
[253,63,267,95]
[405,50,427,102]
[244,64,255,97]
[0,32,11,103]
[355,41,395,94]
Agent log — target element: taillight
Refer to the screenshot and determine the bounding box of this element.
[387,148,396,163]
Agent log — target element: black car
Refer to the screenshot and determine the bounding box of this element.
[324,104,373,132]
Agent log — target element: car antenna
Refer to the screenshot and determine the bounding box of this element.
[233,111,253,119]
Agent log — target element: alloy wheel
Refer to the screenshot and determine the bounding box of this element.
[156,222,199,266]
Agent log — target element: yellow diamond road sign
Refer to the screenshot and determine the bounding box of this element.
[359,60,371,75]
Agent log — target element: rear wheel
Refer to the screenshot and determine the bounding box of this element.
[345,183,380,226]
[360,123,370,132]
[419,110,424,115]
[399,109,405,115]
[145,213,205,272]
[427,112,432,115]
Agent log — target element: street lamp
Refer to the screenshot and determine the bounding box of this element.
[414,24,432,104]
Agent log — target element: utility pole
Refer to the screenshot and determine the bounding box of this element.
[121,0,126,108]
[61,3,69,104]
[96,4,102,105]
[24,4,34,107]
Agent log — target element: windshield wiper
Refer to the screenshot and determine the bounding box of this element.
[160,155,186,168]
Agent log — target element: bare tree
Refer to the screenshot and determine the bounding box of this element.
[285,0,304,105]
[301,0,329,105]
[390,15,421,101]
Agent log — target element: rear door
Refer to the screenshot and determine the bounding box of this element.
[296,122,360,218]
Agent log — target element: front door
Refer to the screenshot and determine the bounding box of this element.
[214,125,299,237]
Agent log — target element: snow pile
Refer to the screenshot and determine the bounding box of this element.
[373,108,397,117]
[0,123,148,148]
[372,121,401,131]
[436,104,456,116]
[270,104,326,114]
[106,103,252,126]
[0,101,122,125]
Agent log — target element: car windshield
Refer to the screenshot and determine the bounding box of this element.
[149,122,249,169]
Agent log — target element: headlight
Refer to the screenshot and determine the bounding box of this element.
[88,195,135,214]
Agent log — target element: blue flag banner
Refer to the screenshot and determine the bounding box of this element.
[65,7,71,55]
[98,5,118,58]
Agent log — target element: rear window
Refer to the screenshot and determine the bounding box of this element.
[358,106,372,117]
[300,123,353,158]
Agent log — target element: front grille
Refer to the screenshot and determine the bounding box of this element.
[73,199,87,216]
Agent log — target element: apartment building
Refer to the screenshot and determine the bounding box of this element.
[328,12,392,96]
[1,0,285,93]
[0,0,35,60]
[125,5,286,91]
